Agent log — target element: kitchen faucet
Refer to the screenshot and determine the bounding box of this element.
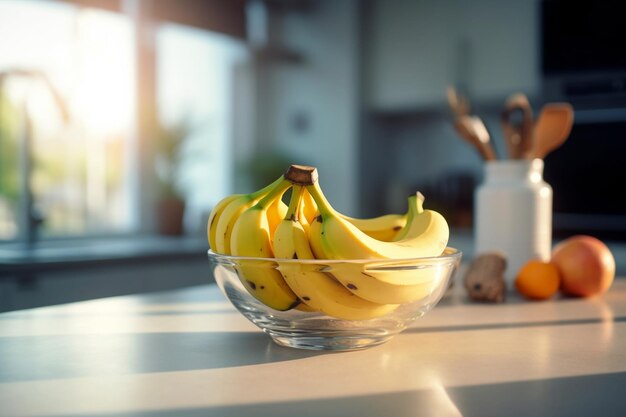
[0,69,70,246]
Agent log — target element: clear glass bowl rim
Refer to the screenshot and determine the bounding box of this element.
[208,247,462,265]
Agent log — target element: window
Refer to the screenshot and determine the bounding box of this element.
[0,0,136,240]
[0,0,249,241]
[156,24,248,229]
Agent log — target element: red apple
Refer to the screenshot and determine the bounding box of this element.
[551,235,615,297]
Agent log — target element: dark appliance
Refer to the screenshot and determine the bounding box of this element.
[541,0,626,240]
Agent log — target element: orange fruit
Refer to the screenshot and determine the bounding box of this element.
[515,260,561,300]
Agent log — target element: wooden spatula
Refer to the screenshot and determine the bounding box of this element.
[447,86,471,118]
[454,115,497,161]
[528,103,574,160]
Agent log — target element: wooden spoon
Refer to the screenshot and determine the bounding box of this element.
[528,103,574,159]
[454,115,497,161]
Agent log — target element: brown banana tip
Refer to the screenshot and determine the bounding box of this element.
[284,164,319,185]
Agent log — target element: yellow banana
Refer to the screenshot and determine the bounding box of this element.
[306,181,450,304]
[273,186,321,314]
[344,213,407,242]
[295,194,326,309]
[307,182,449,260]
[267,197,288,242]
[300,188,407,242]
[307,209,444,303]
[213,176,284,255]
[273,186,398,320]
[298,198,311,236]
[308,213,326,259]
[324,261,452,304]
[300,187,318,224]
[230,179,300,311]
[292,192,321,317]
[208,194,240,250]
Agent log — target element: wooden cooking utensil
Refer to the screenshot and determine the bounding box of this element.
[447,86,471,118]
[454,115,497,161]
[528,103,574,160]
[501,93,534,159]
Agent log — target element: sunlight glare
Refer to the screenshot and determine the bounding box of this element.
[74,9,135,135]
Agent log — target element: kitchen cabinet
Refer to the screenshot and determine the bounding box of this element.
[366,0,540,111]
[0,236,209,312]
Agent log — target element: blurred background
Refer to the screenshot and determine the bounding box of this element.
[0,0,624,311]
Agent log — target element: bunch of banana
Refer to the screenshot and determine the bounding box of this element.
[208,164,450,319]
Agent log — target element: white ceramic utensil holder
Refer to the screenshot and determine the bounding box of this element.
[474,159,552,286]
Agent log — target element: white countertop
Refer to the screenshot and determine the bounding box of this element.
[1,278,626,417]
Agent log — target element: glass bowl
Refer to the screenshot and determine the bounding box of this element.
[208,248,462,351]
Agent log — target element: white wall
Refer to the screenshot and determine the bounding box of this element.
[259,0,360,215]
[367,0,540,110]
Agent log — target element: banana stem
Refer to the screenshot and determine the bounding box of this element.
[405,192,425,222]
[286,186,304,221]
[409,192,425,216]
[256,179,291,209]
[284,165,318,185]
[305,182,334,217]
[250,175,286,200]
